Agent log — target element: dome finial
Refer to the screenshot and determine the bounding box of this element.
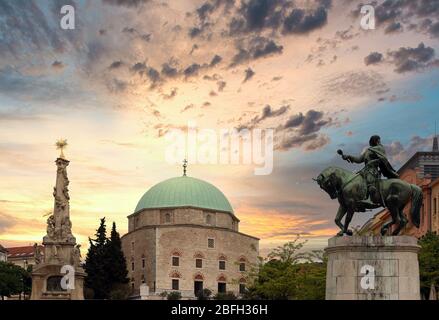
[183,159,188,176]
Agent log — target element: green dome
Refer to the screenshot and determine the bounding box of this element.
[135,176,234,213]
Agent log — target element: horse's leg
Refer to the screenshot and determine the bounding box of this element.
[392,205,408,236]
[381,193,399,236]
[335,206,347,236]
[343,209,354,236]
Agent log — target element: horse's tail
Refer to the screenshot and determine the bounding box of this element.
[410,184,423,228]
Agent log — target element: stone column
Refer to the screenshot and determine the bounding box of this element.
[325,236,420,300]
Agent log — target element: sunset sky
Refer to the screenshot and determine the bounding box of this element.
[1,0,439,255]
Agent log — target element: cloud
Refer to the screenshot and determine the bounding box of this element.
[106,78,128,93]
[322,71,388,97]
[217,80,227,91]
[162,87,178,100]
[51,60,64,69]
[0,211,18,233]
[275,110,333,151]
[240,104,290,129]
[388,42,439,73]
[385,135,436,166]
[102,0,150,8]
[226,0,331,35]
[243,67,255,82]
[109,60,124,70]
[364,52,384,66]
[282,6,329,34]
[231,36,283,66]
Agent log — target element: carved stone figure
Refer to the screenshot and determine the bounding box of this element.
[47,215,56,239]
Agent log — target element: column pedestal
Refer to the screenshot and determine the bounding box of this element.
[325,236,420,300]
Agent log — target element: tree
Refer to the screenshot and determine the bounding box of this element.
[85,218,130,300]
[85,217,111,299]
[242,237,327,300]
[0,262,31,300]
[419,231,439,298]
[107,222,129,298]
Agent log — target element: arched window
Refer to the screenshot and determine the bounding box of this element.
[206,214,212,225]
[165,213,171,223]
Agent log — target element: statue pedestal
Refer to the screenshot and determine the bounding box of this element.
[31,263,86,300]
[325,236,420,300]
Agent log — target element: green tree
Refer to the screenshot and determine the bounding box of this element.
[243,237,326,300]
[85,219,130,300]
[107,222,129,298]
[419,231,439,298]
[85,217,111,299]
[0,262,31,300]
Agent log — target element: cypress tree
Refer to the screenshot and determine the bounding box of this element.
[85,217,111,299]
[107,222,129,287]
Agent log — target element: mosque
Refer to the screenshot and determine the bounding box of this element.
[120,167,259,299]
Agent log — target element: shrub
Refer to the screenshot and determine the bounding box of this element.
[167,291,182,300]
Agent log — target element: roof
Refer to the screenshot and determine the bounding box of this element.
[134,176,234,214]
[0,244,7,253]
[6,246,42,259]
[431,177,439,188]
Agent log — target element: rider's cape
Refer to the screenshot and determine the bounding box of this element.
[368,145,399,179]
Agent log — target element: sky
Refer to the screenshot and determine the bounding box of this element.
[0,0,439,256]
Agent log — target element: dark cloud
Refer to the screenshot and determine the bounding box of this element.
[52,60,64,69]
[283,110,330,135]
[364,52,383,66]
[217,80,227,91]
[388,42,438,73]
[274,109,333,151]
[184,63,202,78]
[109,60,124,69]
[102,0,150,8]
[106,78,128,93]
[231,36,283,66]
[161,63,179,78]
[238,104,290,130]
[283,6,329,34]
[181,104,195,113]
[385,21,403,33]
[209,54,223,67]
[243,67,255,82]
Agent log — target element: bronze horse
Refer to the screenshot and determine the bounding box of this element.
[315,165,422,236]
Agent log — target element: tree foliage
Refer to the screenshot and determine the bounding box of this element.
[84,218,129,299]
[419,231,439,298]
[0,262,31,300]
[243,237,326,300]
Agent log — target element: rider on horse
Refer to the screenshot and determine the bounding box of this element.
[341,135,399,207]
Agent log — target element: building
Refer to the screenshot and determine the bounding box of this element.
[6,245,43,269]
[121,175,259,299]
[360,136,439,237]
[431,177,439,233]
[0,244,7,262]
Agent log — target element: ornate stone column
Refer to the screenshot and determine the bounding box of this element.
[325,236,420,300]
[31,142,86,300]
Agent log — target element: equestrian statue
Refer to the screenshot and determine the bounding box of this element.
[314,135,422,236]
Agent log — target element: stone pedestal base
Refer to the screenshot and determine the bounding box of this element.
[31,264,86,300]
[325,236,420,300]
